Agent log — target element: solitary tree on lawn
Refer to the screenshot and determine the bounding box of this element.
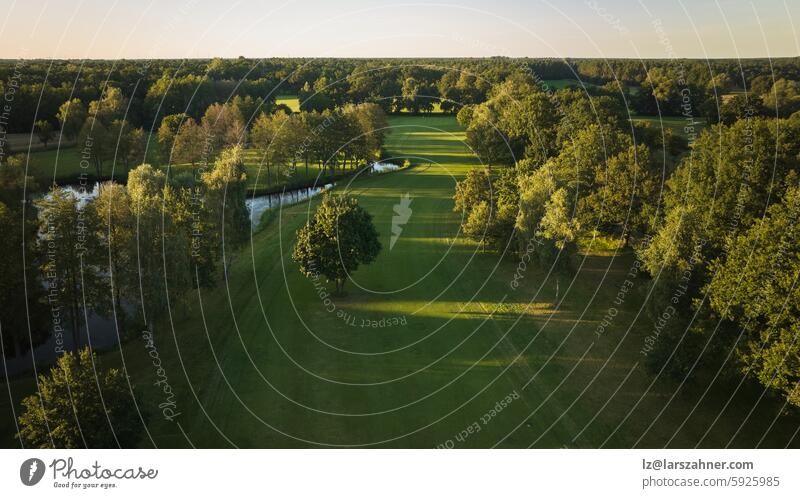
[34,120,54,148]
[292,194,381,294]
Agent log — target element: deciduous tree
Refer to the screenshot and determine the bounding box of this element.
[707,186,800,407]
[17,348,143,448]
[34,120,54,148]
[56,98,87,141]
[292,194,381,294]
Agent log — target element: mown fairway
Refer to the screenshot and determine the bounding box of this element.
[3,115,798,448]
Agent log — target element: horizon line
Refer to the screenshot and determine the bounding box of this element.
[2,55,799,62]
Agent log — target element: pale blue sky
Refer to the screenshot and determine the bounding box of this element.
[1,0,798,59]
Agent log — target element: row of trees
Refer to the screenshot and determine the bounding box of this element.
[157,101,388,184]
[0,157,49,358]
[0,146,249,360]
[453,70,800,408]
[638,115,800,406]
[7,100,389,446]
[6,57,799,136]
[57,87,148,177]
[455,73,663,255]
[44,86,389,186]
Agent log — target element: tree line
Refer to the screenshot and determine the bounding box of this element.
[33,85,389,189]
[0,146,247,359]
[453,70,800,409]
[3,57,798,139]
[157,100,387,185]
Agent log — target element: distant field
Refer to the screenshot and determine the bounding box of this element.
[5,132,75,153]
[20,136,159,186]
[543,79,600,90]
[397,100,444,114]
[630,114,708,137]
[279,93,445,114]
[275,94,301,113]
[543,79,644,96]
[721,90,748,104]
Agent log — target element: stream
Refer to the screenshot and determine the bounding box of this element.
[3,162,401,376]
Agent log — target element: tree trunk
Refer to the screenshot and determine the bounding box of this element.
[66,267,80,352]
[71,297,80,352]
[335,277,345,295]
[623,227,631,248]
[112,261,125,337]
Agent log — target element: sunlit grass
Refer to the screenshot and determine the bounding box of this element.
[630,114,708,137]
[275,94,301,113]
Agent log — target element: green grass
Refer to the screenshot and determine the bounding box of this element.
[20,134,335,191]
[275,94,300,113]
[272,93,445,114]
[2,114,798,448]
[396,101,445,114]
[543,79,600,91]
[5,132,75,152]
[22,139,144,186]
[630,114,708,137]
[543,79,644,96]
[22,136,161,186]
[627,85,642,95]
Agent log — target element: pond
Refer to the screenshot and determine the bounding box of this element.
[370,162,401,173]
[245,183,333,227]
[245,162,401,226]
[44,162,402,229]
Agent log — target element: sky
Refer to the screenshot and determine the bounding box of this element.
[1,0,798,59]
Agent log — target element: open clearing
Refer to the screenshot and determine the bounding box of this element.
[2,114,797,448]
[630,114,708,137]
[543,78,600,90]
[275,94,301,113]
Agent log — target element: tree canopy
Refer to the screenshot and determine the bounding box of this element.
[292,194,381,294]
[17,348,143,448]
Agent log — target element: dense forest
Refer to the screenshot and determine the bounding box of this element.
[1,57,799,135]
[452,69,800,411]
